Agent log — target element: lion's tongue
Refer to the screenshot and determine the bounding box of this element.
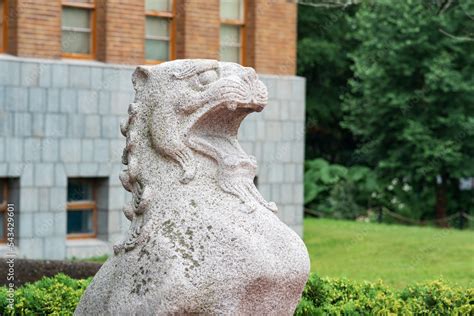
[188,133,243,161]
[203,135,240,156]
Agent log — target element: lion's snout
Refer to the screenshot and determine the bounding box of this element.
[240,67,268,106]
[220,69,267,109]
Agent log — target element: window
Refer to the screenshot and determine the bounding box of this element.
[61,0,96,58]
[0,179,8,242]
[67,178,97,238]
[0,0,6,53]
[145,0,175,63]
[220,0,245,64]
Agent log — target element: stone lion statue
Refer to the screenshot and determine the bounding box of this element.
[75,59,310,315]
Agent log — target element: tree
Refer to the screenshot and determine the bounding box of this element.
[341,0,474,224]
[297,3,359,164]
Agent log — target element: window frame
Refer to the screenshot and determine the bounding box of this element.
[66,179,98,239]
[61,0,96,60]
[0,0,7,53]
[144,0,176,64]
[220,0,246,65]
[0,179,8,243]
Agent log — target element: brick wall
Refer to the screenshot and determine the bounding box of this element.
[244,0,256,69]
[2,0,297,75]
[250,0,297,75]
[176,0,220,60]
[95,0,106,62]
[9,0,61,58]
[98,0,144,64]
[5,0,17,54]
[175,0,185,59]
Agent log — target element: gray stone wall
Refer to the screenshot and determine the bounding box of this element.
[0,55,305,259]
[239,75,306,236]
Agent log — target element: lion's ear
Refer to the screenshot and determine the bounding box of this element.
[132,66,152,91]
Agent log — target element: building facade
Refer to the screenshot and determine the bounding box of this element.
[0,0,305,259]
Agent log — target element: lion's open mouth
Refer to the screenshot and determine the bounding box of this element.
[186,101,263,166]
[185,100,277,213]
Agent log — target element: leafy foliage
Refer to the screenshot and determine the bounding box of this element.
[0,274,92,315]
[297,4,359,163]
[299,0,474,221]
[0,272,471,315]
[295,273,474,315]
[341,0,474,217]
[304,158,379,218]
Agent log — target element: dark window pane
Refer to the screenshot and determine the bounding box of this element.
[220,45,240,63]
[62,7,90,29]
[146,0,172,12]
[67,209,93,234]
[145,39,169,61]
[61,7,91,54]
[68,180,93,201]
[220,25,241,63]
[220,24,240,46]
[62,30,91,54]
[145,16,169,38]
[220,0,243,20]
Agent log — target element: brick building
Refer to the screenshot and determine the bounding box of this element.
[0,0,305,259]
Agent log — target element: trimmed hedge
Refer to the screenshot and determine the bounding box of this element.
[296,274,474,315]
[0,273,472,315]
[0,274,91,316]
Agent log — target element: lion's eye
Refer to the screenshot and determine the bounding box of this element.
[198,70,218,86]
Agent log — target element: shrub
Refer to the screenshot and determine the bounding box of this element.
[0,273,472,315]
[304,158,447,223]
[296,273,474,316]
[304,158,379,219]
[0,273,92,316]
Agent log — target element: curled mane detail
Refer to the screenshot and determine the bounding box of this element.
[114,101,149,254]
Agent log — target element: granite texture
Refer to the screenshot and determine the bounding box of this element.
[74,59,310,315]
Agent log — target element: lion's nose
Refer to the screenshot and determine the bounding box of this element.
[240,67,262,102]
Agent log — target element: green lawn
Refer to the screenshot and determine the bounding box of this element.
[304,217,474,289]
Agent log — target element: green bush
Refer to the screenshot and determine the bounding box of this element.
[296,273,474,316]
[0,274,92,316]
[304,158,445,223]
[304,158,379,219]
[1,273,472,315]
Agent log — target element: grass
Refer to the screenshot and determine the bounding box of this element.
[304,217,474,289]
